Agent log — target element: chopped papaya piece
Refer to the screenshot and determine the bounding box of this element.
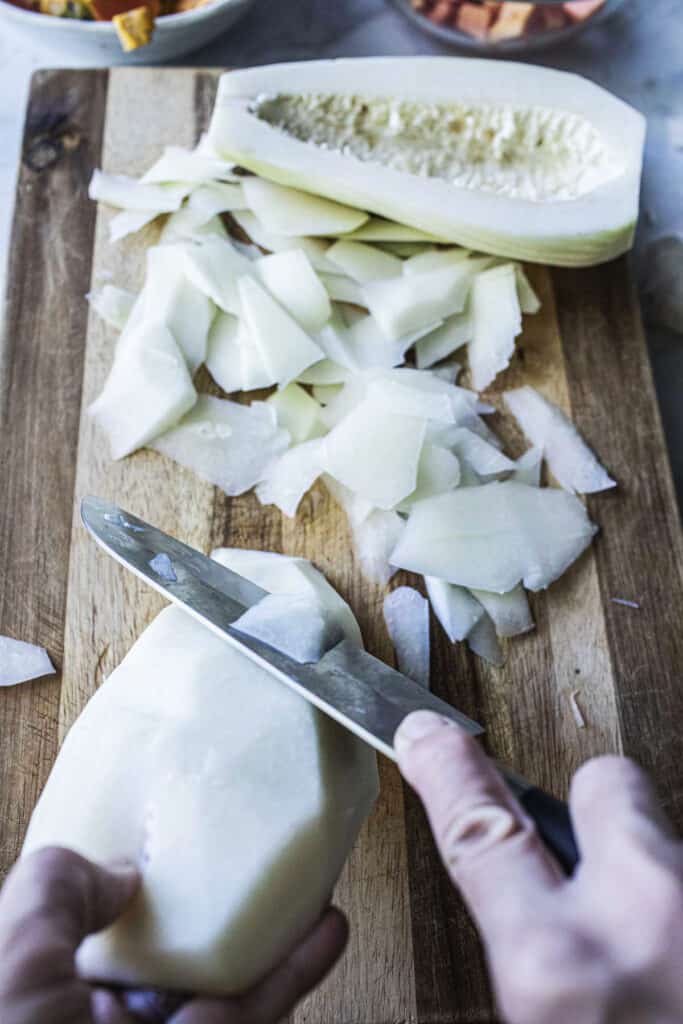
[563,0,605,20]
[173,0,212,13]
[428,0,453,24]
[488,1,534,39]
[456,1,493,38]
[528,4,567,31]
[39,0,69,13]
[113,4,154,49]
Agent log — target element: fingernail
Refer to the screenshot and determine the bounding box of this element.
[394,710,455,755]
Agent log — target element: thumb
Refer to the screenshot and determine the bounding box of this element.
[0,847,139,995]
[395,711,562,937]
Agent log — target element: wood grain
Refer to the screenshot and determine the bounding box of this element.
[3,67,683,1024]
[0,69,107,878]
[556,262,683,828]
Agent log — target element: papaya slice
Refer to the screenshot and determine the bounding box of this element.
[208,58,645,267]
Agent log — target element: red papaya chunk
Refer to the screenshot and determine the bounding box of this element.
[488,1,534,39]
[428,0,453,24]
[535,5,568,31]
[456,1,493,37]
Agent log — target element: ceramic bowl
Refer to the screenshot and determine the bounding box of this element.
[0,0,254,64]
[391,0,627,54]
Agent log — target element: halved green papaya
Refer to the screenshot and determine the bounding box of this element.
[208,57,645,267]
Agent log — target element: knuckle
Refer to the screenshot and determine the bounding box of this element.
[633,859,683,949]
[438,798,524,870]
[516,924,595,973]
[19,848,90,925]
[409,727,477,777]
[500,926,604,1024]
[23,846,82,888]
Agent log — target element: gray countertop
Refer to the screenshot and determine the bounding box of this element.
[1,0,682,491]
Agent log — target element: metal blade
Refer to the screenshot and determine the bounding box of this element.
[81,496,483,761]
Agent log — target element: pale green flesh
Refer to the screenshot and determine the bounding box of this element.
[231,155,633,268]
[253,93,619,203]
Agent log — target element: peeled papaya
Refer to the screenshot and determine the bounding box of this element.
[208,57,645,267]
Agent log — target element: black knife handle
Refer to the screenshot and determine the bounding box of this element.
[517,786,579,875]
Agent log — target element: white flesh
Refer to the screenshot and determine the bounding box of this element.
[511,446,543,486]
[143,245,214,373]
[398,444,460,510]
[448,428,515,476]
[212,547,363,647]
[141,144,237,185]
[415,313,472,369]
[469,584,534,637]
[325,478,403,586]
[89,322,196,460]
[319,272,366,306]
[183,237,252,315]
[187,182,246,222]
[205,313,244,393]
[256,250,331,332]
[237,276,324,386]
[90,171,189,212]
[467,613,505,667]
[424,577,484,643]
[234,594,342,663]
[403,247,470,276]
[87,285,136,331]
[231,210,336,272]
[390,481,597,593]
[23,567,376,993]
[326,240,402,283]
[504,386,616,494]
[161,208,229,244]
[0,637,55,687]
[343,217,443,244]
[267,383,323,443]
[363,262,471,341]
[109,209,160,242]
[468,263,522,392]
[323,398,426,510]
[383,587,430,687]
[513,264,541,314]
[256,438,325,517]
[242,177,368,236]
[150,395,288,496]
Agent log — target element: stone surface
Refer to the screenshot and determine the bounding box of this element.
[1,0,681,492]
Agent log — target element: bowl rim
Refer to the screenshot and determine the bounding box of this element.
[0,0,248,33]
[390,0,622,54]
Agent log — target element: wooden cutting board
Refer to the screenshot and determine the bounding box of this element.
[3,67,683,1024]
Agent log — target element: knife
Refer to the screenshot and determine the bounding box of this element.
[81,495,579,874]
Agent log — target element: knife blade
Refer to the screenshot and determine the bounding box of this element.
[81,495,579,873]
[80,495,483,759]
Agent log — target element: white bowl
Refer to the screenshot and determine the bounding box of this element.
[0,0,254,63]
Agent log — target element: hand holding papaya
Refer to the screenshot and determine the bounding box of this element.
[0,848,346,1024]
